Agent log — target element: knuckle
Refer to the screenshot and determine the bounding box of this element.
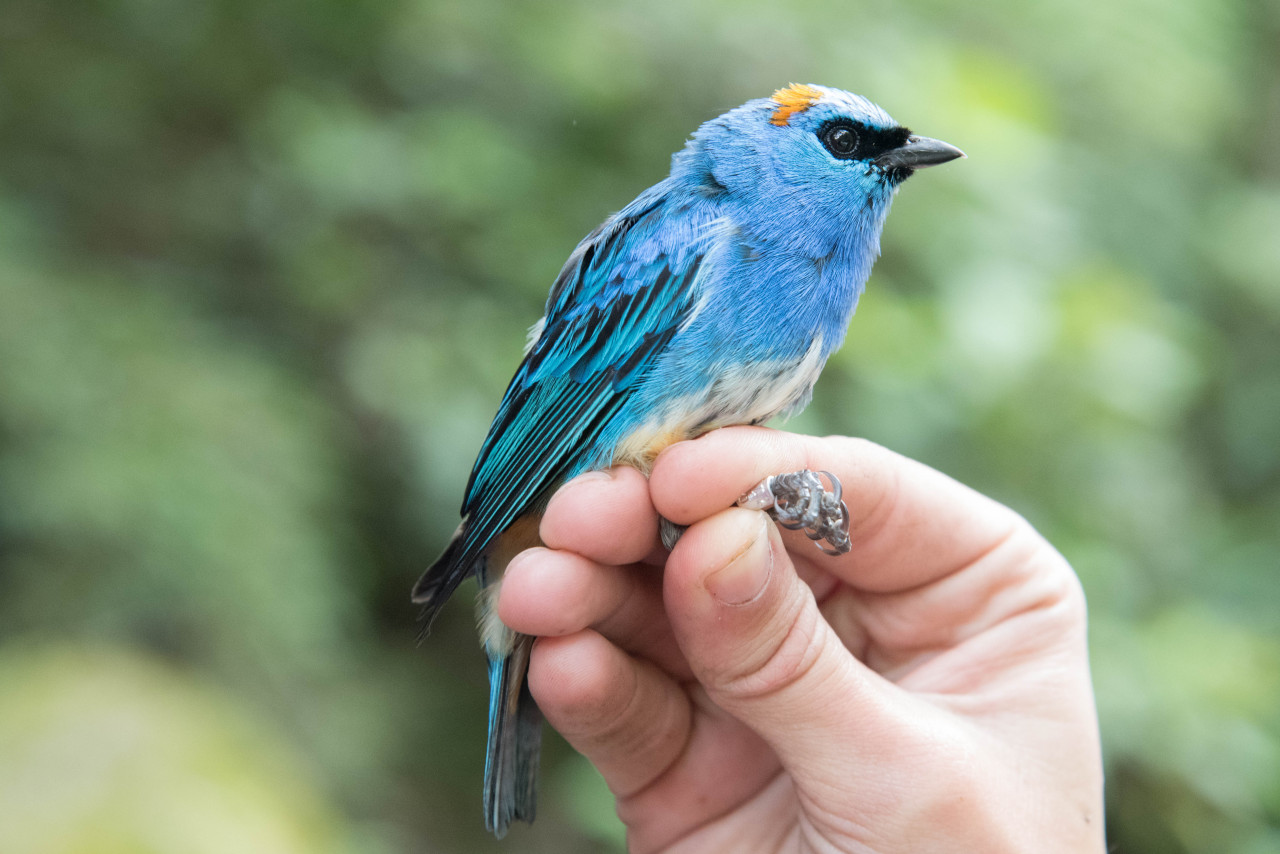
[1009,516,1086,602]
[993,515,1090,636]
[712,597,831,703]
[530,636,629,733]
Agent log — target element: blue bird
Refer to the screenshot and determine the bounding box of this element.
[413,84,963,837]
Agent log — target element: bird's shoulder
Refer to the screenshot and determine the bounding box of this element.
[542,181,729,320]
[519,182,729,386]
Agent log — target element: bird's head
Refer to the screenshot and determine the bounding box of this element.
[673,84,963,256]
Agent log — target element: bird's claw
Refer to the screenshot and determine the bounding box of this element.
[737,469,851,556]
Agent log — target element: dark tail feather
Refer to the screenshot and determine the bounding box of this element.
[412,529,473,638]
[484,634,542,838]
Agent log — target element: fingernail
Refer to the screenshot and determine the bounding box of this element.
[504,547,544,579]
[653,440,692,467]
[551,470,612,504]
[570,469,614,485]
[705,516,773,605]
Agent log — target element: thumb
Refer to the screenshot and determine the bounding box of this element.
[663,508,902,791]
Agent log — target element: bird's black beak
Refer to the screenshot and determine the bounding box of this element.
[875,135,965,171]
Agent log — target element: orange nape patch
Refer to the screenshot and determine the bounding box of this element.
[770,83,823,127]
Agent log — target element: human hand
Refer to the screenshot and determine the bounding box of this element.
[498,427,1105,853]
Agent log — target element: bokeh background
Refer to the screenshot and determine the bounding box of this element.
[2,0,1278,851]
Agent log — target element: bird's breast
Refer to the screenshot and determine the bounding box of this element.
[611,335,827,472]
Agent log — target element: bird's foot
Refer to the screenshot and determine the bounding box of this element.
[659,517,687,551]
[737,470,851,556]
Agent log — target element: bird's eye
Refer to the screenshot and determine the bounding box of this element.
[819,121,862,159]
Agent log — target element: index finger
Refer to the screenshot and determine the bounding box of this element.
[649,427,1023,593]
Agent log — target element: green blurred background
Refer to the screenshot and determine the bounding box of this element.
[2,0,1278,851]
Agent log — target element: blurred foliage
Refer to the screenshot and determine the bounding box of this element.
[0,0,1277,851]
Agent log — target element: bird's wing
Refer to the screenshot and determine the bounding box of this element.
[413,191,712,614]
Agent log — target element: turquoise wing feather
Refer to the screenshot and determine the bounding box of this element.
[412,190,711,618]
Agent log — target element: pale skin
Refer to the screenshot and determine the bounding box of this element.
[498,427,1106,853]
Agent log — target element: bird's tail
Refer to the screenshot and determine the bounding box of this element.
[484,634,542,838]
[412,525,473,636]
